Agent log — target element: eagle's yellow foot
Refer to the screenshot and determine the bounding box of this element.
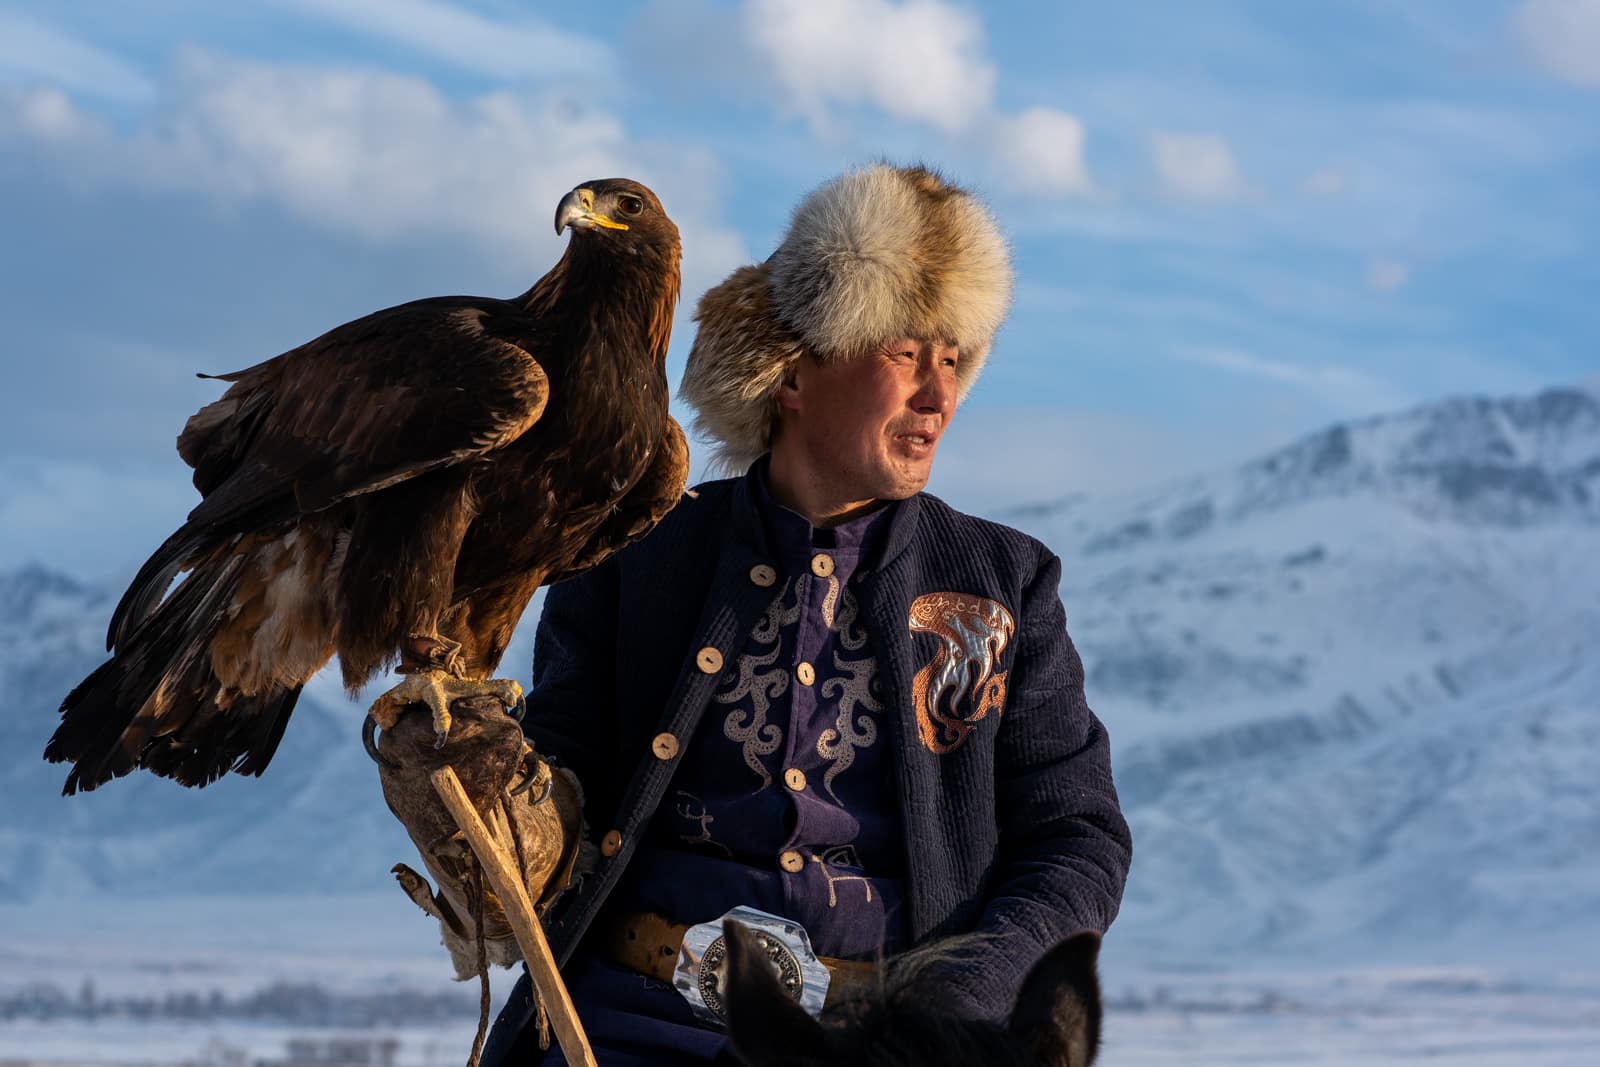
[366,669,524,747]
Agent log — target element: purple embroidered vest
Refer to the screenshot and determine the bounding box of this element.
[610,481,908,959]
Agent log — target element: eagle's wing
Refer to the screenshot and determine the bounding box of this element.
[183,297,549,525]
[545,416,690,584]
[111,297,549,648]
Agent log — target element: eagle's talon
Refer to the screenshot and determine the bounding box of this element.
[366,670,521,755]
[510,762,552,804]
[430,698,453,745]
[363,714,400,769]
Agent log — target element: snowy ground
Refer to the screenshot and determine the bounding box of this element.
[3,895,1597,1066]
[5,968,1597,1067]
[0,894,498,1066]
[1095,959,1600,1066]
[0,1020,483,1067]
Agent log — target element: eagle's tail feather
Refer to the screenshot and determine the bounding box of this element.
[47,658,136,794]
[138,683,303,787]
[106,525,205,652]
[49,552,303,794]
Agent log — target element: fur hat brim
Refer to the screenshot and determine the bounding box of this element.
[682,164,1012,474]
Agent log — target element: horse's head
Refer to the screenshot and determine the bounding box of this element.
[721,921,1102,1067]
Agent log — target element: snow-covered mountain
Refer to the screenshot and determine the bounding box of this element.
[0,564,415,900]
[1009,384,1600,959]
[2,384,1596,963]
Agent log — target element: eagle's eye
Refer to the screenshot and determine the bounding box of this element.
[617,194,645,216]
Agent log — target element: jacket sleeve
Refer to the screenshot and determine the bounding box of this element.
[520,558,622,812]
[935,548,1133,1019]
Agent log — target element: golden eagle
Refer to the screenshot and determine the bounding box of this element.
[45,179,686,794]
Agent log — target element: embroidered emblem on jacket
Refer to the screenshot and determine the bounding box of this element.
[674,790,732,857]
[908,592,1016,754]
[810,844,874,906]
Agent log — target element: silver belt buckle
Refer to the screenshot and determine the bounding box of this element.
[672,905,831,1026]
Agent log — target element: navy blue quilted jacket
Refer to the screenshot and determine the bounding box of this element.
[486,466,1131,1057]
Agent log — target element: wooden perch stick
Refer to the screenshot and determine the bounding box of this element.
[429,764,598,1067]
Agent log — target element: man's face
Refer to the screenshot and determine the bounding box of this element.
[775,337,959,503]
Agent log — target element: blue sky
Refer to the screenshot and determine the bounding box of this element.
[1,0,1597,576]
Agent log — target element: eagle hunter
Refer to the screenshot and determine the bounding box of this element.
[46,179,686,795]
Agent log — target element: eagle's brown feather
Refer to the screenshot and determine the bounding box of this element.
[47,178,684,793]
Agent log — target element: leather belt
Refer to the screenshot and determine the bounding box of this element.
[597,909,875,1011]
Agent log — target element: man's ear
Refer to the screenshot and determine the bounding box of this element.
[775,363,803,414]
[1007,930,1102,1067]
[721,920,830,1066]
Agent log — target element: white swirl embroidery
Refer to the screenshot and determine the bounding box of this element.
[815,586,883,801]
[717,580,799,791]
[820,574,840,628]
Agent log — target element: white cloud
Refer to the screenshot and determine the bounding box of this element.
[925,406,1264,513]
[1302,168,1348,197]
[269,0,616,82]
[144,55,621,247]
[1174,346,1398,412]
[742,0,996,133]
[736,0,1092,200]
[1513,0,1600,86]
[0,10,153,102]
[0,55,746,291]
[0,460,194,580]
[1366,258,1411,293]
[1177,346,1356,387]
[1150,132,1245,200]
[991,107,1094,197]
[5,84,99,141]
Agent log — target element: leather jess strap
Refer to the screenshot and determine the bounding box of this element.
[597,910,875,1009]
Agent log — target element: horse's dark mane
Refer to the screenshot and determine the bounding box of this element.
[817,935,1035,1067]
[820,1001,1029,1067]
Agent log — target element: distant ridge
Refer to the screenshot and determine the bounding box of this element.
[1007,385,1600,538]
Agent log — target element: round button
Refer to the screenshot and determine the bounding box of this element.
[601,830,622,858]
[695,646,724,674]
[749,564,777,588]
[784,767,807,792]
[810,553,835,578]
[651,732,679,760]
[795,661,816,686]
[778,849,805,873]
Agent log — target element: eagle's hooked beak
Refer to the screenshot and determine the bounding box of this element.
[555,187,630,235]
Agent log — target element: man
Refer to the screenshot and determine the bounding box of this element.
[388,163,1131,1066]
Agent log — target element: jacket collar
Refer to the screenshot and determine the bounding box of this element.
[728,460,770,556]
[733,456,924,576]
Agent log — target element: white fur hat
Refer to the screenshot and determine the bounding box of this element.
[681,163,1012,473]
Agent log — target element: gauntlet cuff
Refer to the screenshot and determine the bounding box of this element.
[375,700,590,980]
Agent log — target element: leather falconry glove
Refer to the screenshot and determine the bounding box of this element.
[374,694,589,981]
